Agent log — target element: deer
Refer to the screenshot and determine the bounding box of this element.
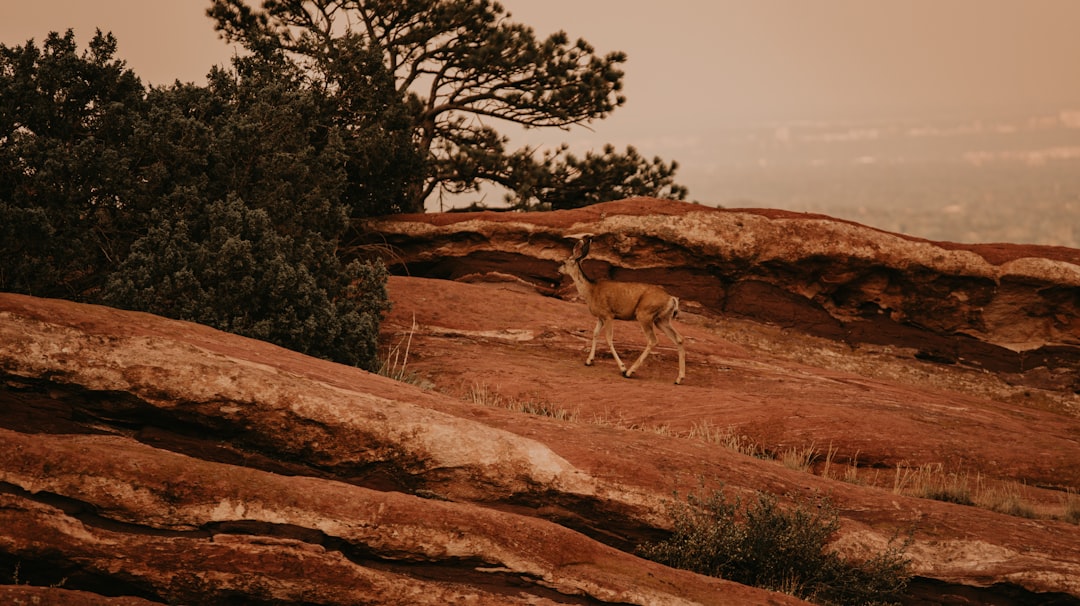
[559,236,686,385]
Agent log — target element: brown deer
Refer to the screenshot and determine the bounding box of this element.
[559,236,686,384]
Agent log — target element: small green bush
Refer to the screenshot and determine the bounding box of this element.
[637,488,911,605]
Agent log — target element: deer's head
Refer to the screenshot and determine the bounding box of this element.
[559,237,592,279]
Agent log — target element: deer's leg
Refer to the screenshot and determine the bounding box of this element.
[657,317,686,385]
[603,317,627,374]
[585,318,603,366]
[625,319,658,378]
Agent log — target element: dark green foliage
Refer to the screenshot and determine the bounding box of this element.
[1,32,394,369]
[208,0,688,210]
[0,29,146,298]
[103,197,388,369]
[507,143,688,210]
[638,488,911,605]
[104,52,393,370]
[316,34,427,216]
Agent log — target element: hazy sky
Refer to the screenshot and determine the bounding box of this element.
[7,2,1080,120]
[5,1,1080,210]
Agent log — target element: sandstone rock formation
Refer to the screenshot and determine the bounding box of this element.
[357,197,1080,393]
[0,293,803,605]
[2,198,1080,605]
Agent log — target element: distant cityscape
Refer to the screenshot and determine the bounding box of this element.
[682,111,1080,248]
[697,161,1080,247]
[442,110,1080,249]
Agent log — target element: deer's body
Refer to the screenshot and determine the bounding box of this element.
[560,237,686,384]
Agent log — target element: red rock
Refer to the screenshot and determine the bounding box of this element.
[357,197,1080,391]
[2,200,1079,604]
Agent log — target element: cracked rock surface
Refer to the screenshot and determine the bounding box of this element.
[0,293,800,605]
[2,198,1080,605]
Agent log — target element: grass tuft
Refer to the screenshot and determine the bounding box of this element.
[978,481,1036,519]
[1062,490,1080,525]
[687,421,765,458]
[467,383,578,421]
[893,463,973,505]
[378,315,429,387]
[890,462,1050,519]
[779,442,818,472]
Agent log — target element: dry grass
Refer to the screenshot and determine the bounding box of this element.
[843,455,865,485]
[510,397,578,421]
[819,443,838,479]
[467,383,578,421]
[895,463,971,504]
[1062,490,1080,525]
[572,407,680,437]
[467,382,502,407]
[586,407,630,429]
[818,445,869,486]
[778,442,818,472]
[893,463,974,505]
[978,481,1036,519]
[889,462,1049,518]
[686,420,765,458]
[684,422,825,474]
[463,382,1073,524]
[378,315,430,387]
[638,423,677,436]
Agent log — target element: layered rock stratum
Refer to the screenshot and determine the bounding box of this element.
[358,197,1080,393]
[2,198,1079,605]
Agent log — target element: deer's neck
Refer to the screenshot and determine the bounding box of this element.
[566,260,596,298]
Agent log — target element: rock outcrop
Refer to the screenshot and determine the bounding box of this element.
[0,293,801,605]
[357,197,1080,392]
[2,199,1079,604]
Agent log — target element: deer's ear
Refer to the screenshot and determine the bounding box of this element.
[571,238,586,259]
[580,238,591,258]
